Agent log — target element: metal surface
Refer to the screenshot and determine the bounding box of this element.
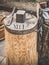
[38,6,49,65]
[4,10,38,35]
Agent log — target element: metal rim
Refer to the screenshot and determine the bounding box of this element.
[5,24,38,35]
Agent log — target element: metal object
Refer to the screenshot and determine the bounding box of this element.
[4,9,38,65]
[38,5,49,65]
[4,10,38,35]
[16,10,25,23]
[5,7,16,26]
[42,8,49,25]
[0,5,13,41]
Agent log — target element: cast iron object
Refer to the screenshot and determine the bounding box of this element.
[4,9,38,35]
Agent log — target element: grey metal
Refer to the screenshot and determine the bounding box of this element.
[5,7,16,26]
[4,10,38,35]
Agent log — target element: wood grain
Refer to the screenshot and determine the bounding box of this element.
[0,16,5,41]
[5,29,38,65]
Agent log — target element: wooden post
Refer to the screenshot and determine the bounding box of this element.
[5,10,38,65]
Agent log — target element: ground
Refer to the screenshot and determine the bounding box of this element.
[0,40,6,65]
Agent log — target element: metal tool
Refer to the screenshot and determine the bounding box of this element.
[0,7,16,26]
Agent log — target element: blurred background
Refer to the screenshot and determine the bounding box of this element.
[0,0,36,3]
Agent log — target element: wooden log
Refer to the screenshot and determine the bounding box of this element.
[0,16,5,41]
[5,29,38,65]
[4,12,38,65]
[0,6,11,41]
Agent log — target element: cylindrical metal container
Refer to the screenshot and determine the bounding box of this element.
[4,10,38,65]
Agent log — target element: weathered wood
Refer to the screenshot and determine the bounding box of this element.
[5,29,38,65]
[0,16,5,41]
[38,24,49,65]
[5,12,38,65]
[0,6,11,41]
